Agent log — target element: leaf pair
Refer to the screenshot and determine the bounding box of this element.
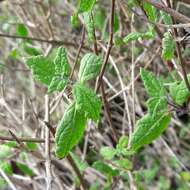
[55,82,102,158]
[130,69,170,151]
[25,47,70,93]
[55,53,102,158]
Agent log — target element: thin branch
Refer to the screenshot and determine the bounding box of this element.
[67,154,88,190]
[90,9,117,142]
[131,13,136,127]
[96,0,116,93]
[101,82,118,142]
[0,33,90,49]
[143,0,190,23]
[44,95,52,190]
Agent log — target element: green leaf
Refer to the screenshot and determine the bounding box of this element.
[0,161,13,176]
[16,23,28,37]
[127,0,138,8]
[71,13,80,28]
[55,102,87,158]
[22,44,41,56]
[123,32,142,44]
[54,47,70,76]
[78,53,102,83]
[140,68,165,97]
[170,81,190,106]
[160,11,172,25]
[94,8,105,30]
[113,158,133,170]
[25,55,55,85]
[4,141,17,148]
[92,161,119,177]
[162,31,176,61]
[123,29,155,44]
[25,47,70,93]
[100,147,116,160]
[180,171,190,182]
[73,83,101,121]
[143,3,157,22]
[116,136,128,150]
[130,113,171,151]
[114,13,119,33]
[16,162,34,176]
[83,12,95,42]
[48,76,68,93]
[47,47,71,93]
[78,0,96,13]
[146,96,167,116]
[25,142,38,151]
[114,36,124,47]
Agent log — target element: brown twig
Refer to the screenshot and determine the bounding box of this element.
[90,9,117,142]
[143,0,190,23]
[67,154,88,190]
[0,33,90,49]
[44,95,52,190]
[96,0,116,93]
[101,82,118,142]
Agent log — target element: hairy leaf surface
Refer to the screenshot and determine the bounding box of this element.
[73,83,101,121]
[25,47,70,93]
[146,96,167,116]
[160,11,172,25]
[131,113,171,151]
[123,29,155,44]
[26,55,55,85]
[48,76,68,93]
[54,47,70,76]
[170,81,190,106]
[143,2,157,22]
[78,0,96,13]
[83,13,95,41]
[78,53,102,83]
[162,31,176,61]
[55,103,87,158]
[140,68,165,97]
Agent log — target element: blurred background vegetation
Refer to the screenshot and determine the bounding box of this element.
[0,0,190,189]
